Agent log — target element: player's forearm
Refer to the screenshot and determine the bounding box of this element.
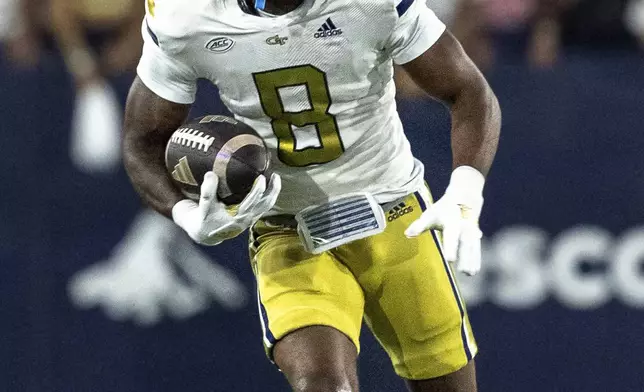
[449,78,501,176]
[123,77,191,218]
[123,137,182,218]
[401,31,501,176]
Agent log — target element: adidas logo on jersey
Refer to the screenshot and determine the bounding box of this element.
[388,202,413,221]
[314,18,342,38]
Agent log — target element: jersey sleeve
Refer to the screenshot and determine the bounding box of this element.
[384,0,447,65]
[136,18,198,104]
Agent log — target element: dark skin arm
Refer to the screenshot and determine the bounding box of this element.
[123,77,191,217]
[402,30,501,177]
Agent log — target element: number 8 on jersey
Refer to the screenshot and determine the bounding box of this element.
[253,65,345,167]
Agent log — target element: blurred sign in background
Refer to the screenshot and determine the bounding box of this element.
[1,0,644,391]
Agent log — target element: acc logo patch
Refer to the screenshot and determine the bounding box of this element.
[205,37,235,53]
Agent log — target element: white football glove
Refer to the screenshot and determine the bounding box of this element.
[172,171,281,246]
[405,166,485,276]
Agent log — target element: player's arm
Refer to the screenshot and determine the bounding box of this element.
[123,76,280,244]
[385,0,500,275]
[403,33,501,276]
[401,30,501,176]
[124,15,280,245]
[123,3,204,219]
[122,77,190,218]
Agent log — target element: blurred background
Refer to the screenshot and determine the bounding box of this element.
[1,0,643,391]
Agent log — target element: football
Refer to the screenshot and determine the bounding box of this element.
[165,115,270,205]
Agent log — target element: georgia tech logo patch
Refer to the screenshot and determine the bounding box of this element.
[388,202,413,221]
[266,35,288,45]
[205,37,235,53]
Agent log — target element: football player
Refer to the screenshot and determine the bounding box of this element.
[123,0,501,390]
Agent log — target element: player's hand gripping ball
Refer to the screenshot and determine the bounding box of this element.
[166,115,281,246]
[165,115,271,205]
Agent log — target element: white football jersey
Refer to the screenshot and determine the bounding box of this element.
[138,0,446,215]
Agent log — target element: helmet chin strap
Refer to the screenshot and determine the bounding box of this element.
[255,0,266,10]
